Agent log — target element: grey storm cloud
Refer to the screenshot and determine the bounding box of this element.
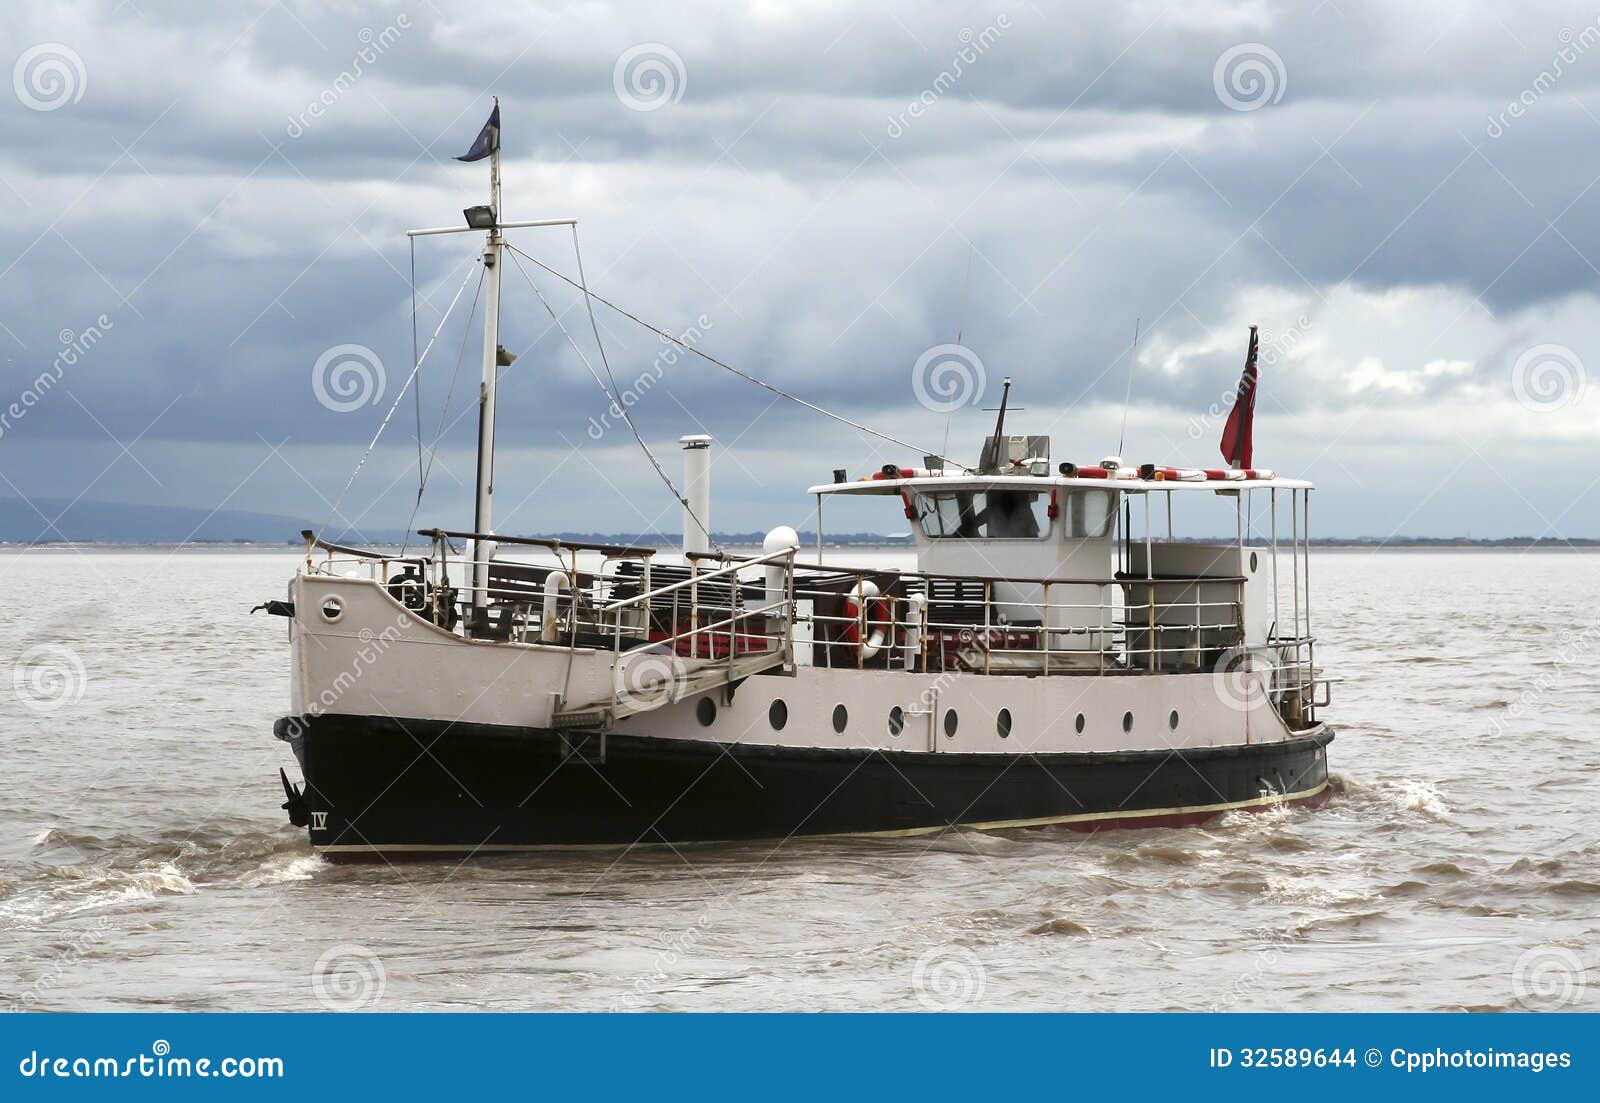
[2,0,1598,536]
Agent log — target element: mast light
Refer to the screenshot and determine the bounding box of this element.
[463,205,496,230]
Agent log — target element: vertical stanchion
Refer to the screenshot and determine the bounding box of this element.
[982,579,993,677]
[1304,491,1314,723]
[689,558,700,660]
[1144,494,1156,672]
[1270,489,1279,647]
[1042,581,1051,677]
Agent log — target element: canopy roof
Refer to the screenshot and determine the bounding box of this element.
[806,472,1315,496]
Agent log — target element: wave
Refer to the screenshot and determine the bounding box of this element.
[1029,917,1092,936]
[0,860,197,927]
[1264,876,1374,909]
[1339,776,1452,820]
[4,824,315,927]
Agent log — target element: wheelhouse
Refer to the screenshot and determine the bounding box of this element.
[803,448,1322,725]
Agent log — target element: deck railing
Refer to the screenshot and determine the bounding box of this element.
[300,532,1320,723]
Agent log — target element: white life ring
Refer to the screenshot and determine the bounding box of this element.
[842,580,891,661]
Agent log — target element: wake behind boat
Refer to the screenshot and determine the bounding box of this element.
[265,104,1333,861]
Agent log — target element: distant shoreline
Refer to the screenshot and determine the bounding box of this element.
[4,540,1597,553]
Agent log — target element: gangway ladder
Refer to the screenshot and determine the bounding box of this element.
[551,547,798,733]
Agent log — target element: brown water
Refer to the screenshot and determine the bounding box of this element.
[2,548,1595,1012]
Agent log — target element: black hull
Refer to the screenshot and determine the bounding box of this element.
[276,713,1332,859]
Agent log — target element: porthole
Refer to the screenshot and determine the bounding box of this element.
[1074,713,1085,735]
[944,710,959,738]
[696,697,716,726]
[1122,711,1133,733]
[769,699,788,731]
[1169,709,1179,731]
[319,596,344,622]
[1249,551,1259,572]
[888,706,904,737]
[997,708,1012,739]
[832,704,848,734]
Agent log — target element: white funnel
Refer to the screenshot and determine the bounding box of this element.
[680,434,713,555]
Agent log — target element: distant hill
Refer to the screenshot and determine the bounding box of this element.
[0,498,907,547]
[0,498,322,544]
[2,498,1593,548]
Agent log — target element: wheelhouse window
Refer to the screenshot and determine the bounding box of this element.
[1065,489,1116,539]
[916,489,1050,540]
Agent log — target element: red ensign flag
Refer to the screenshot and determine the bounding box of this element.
[1220,325,1258,469]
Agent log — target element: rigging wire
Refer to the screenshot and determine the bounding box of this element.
[399,262,487,555]
[1117,317,1140,459]
[568,225,716,551]
[943,244,974,461]
[503,246,717,551]
[316,252,483,548]
[502,242,966,472]
[410,236,424,503]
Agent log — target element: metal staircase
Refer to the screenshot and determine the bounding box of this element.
[552,648,791,731]
[550,546,797,733]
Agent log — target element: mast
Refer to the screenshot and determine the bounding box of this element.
[471,99,502,614]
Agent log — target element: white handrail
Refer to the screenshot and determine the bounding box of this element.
[598,547,796,612]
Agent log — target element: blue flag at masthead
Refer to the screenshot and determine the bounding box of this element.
[455,104,500,162]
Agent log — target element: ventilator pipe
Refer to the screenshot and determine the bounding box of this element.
[903,592,926,670]
[680,434,713,555]
[541,569,570,642]
[762,525,800,611]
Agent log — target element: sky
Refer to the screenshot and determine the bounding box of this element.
[2,0,1598,542]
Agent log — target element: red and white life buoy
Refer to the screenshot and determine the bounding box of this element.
[842,580,891,661]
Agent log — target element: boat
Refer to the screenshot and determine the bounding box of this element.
[265,104,1333,861]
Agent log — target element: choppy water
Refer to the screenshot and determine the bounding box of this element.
[2,548,1596,1012]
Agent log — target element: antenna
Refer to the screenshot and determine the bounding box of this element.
[955,244,973,347]
[978,376,1014,472]
[942,245,975,460]
[1117,317,1140,459]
